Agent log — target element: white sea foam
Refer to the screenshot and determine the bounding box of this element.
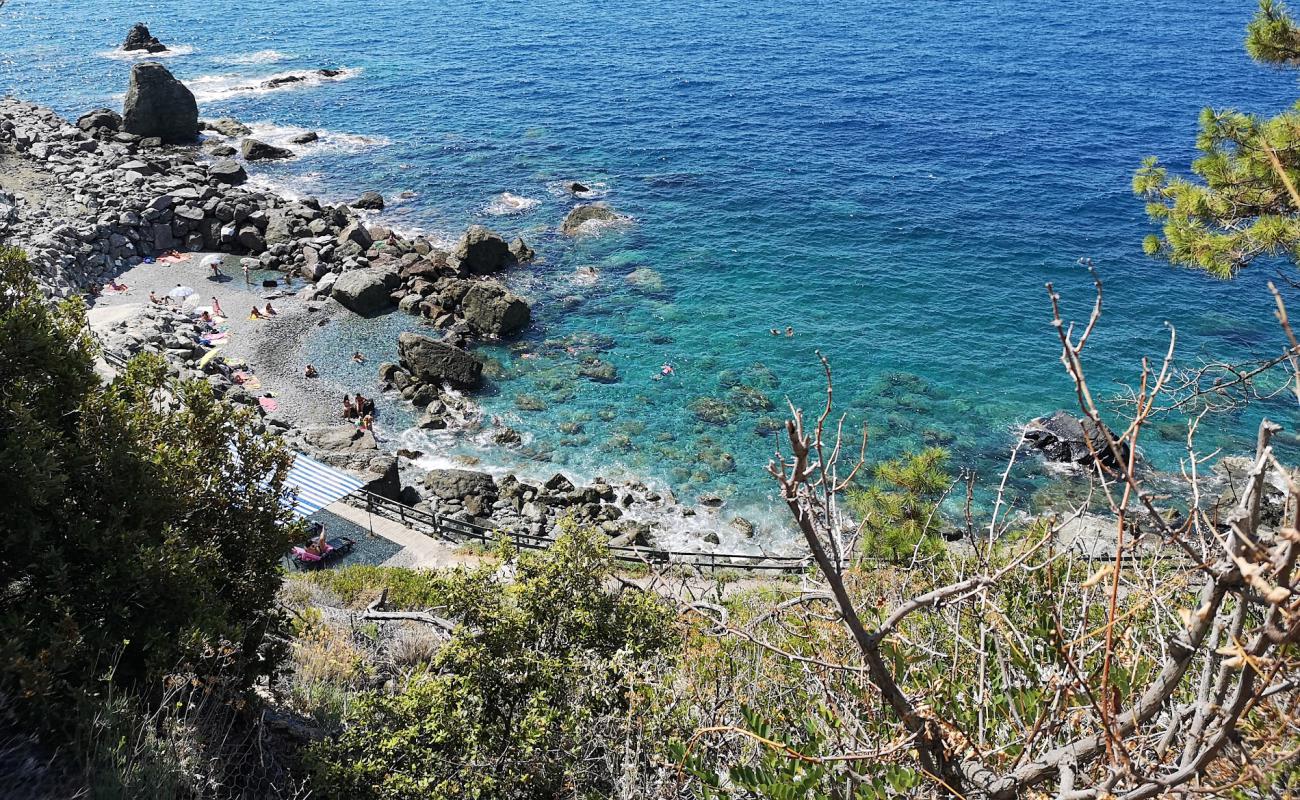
[99,44,197,60]
[226,49,292,65]
[548,180,608,200]
[483,191,540,216]
[188,67,361,103]
[242,121,391,154]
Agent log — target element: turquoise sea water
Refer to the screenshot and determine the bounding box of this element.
[4,1,1298,525]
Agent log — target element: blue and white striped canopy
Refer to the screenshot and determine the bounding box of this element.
[285,451,365,518]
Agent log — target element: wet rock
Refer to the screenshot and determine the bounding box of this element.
[561,203,619,234]
[352,190,385,210]
[509,236,535,263]
[731,516,756,538]
[699,495,725,508]
[566,181,590,194]
[397,332,484,390]
[205,117,252,137]
[290,131,319,145]
[515,393,546,412]
[545,473,576,493]
[123,22,167,53]
[577,358,619,383]
[1024,410,1129,470]
[122,62,198,143]
[241,138,294,161]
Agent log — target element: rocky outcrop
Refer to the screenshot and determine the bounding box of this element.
[123,23,167,53]
[460,282,530,337]
[451,225,516,275]
[121,63,198,144]
[1024,410,1129,470]
[561,203,619,234]
[241,139,294,161]
[352,191,385,210]
[397,332,483,391]
[509,236,535,263]
[207,159,248,185]
[331,268,400,315]
[423,469,498,502]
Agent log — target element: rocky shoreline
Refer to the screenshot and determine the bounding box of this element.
[0,78,773,558]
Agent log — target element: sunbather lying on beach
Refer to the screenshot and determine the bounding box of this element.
[250,306,264,320]
[264,302,277,316]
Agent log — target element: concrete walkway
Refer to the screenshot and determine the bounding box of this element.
[325,500,480,570]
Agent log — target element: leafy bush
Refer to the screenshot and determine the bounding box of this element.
[0,248,297,732]
[309,520,682,799]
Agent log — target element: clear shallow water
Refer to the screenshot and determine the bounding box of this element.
[4,1,1299,525]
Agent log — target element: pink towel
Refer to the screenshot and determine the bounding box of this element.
[259,397,279,413]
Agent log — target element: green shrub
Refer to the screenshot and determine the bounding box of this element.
[0,248,297,733]
[309,520,681,799]
[848,447,950,562]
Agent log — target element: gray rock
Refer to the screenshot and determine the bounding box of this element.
[561,203,619,235]
[77,108,122,133]
[509,236,535,263]
[303,425,378,453]
[1024,410,1129,470]
[423,469,497,501]
[338,221,373,250]
[241,138,294,161]
[290,131,319,145]
[352,190,385,210]
[397,332,483,390]
[331,268,400,315]
[451,225,516,275]
[205,117,252,137]
[123,22,167,53]
[122,63,198,143]
[207,159,248,185]
[460,282,530,337]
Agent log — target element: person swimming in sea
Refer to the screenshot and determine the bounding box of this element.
[785,326,794,337]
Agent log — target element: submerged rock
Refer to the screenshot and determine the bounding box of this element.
[121,63,198,144]
[561,203,619,235]
[123,22,167,53]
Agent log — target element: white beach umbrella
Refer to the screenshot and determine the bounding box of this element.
[199,254,223,270]
[169,285,196,302]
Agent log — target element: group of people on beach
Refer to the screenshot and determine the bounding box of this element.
[343,394,376,431]
[87,278,129,297]
[250,302,277,319]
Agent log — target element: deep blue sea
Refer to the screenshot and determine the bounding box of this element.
[4,1,1298,530]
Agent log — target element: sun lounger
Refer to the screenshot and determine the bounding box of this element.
[291,536,356,569]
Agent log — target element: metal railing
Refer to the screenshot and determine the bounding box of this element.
[345,489,814,573]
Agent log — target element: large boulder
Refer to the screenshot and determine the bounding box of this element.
[123,22,167,53]
[303,425,379,454]
[397,332,483,390]
[451,225,516,275]
[460,282,530,337]
[241,138,294,161]
[121,63,199,144]
[331,268,400,315]
[423,469,498,502]
[561,203,619,235]
[1024,410,1129,470]
[77,108,122,133]
[208,160,247,185]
